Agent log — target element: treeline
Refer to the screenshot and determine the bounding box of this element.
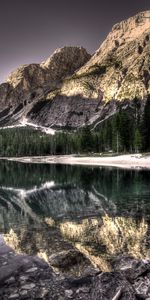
[100,97,150,153]
[0,127,98,156]
[0,98,150,156]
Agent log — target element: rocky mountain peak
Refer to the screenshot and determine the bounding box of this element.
[7,64,45,90]
[79,10,150,71]
[63,10,149,101]
[0,11,149,129]
[0,46,90,110]
[41,46,91,83]
[41,46,90,71]
[7,46,90,90]
[111,10,150,42]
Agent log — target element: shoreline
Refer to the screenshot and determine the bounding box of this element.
[1,154,150,169]
[1,235,150,299]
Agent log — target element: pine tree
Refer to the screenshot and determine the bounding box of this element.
[134,129,142,153]
[142,96,150,151]
[80,127,94,153]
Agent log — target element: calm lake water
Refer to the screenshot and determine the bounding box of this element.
[0,160,150,271]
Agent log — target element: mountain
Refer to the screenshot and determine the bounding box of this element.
[63,10,150,100]
[0,11,150,129]
[0,47,91,127]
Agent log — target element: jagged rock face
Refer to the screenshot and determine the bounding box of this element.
[0,47,91,110]
[0,11,149,128]
[27,95,100,128]
[41,46,91,81]
[7,47,91,91]
[7,64,45,90]
[29,11,150,128]
[60,11,150,101]
[0,83,11,109]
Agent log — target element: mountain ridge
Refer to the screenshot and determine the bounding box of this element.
[0,10,150,129]
[60,10,150,101]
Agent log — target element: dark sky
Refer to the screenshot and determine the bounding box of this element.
[0,0,150,83]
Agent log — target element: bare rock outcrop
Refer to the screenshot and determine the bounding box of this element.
[0,47,91,110]
[0,11,149,128]
[60,11,150,101]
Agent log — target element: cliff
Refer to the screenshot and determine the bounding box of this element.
[0,11,149,129]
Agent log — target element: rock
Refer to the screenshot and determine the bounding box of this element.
[112,256,150,281]
[0,47,90,111]
[21,283,36,290]
[27,94,100,129]
[5,276,15,284]
[48,248,96,277]
[76,286,90,293]
[41,46,91,82]
[65,289,74,298]
[0,11,149,129]
[135,294,149,299]
[49,249,89,269]
[8,294,19,299]
[91,271,136,300]
[38,287,49,298]
[25,267,38,273]
[19,275,28,282]
[1,246,150,300]
[73,10,150,101]
[111,256,150,299]
[112,288,122,300]
[19,290,28,297]
[112,255,139,271]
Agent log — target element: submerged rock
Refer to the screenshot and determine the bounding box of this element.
[49,249,98,276]
[1,237,150,300]
[91,271,136,300]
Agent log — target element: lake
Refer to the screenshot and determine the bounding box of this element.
[0,160,150,271]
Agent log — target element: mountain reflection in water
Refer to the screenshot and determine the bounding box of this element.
[0,160,150,271]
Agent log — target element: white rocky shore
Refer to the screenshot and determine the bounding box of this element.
[3,154,150,169]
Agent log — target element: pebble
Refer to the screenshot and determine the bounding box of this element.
[19,275,28,282]
[38,287,49,298]
[76,287,90,293]
[8,294,19,299]
[58,297,65,300]
[20,290,28,297]
[26,267,38,273]
[5,277,15,284]
[21,283,36,290]
[65,289,73,298]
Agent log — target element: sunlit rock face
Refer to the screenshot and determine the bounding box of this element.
[0,11,149,128]
[62,11,150,101]
[32,11,150,128]
[0,47,91,124]
[41,47,91,82]
[6,47,91,92]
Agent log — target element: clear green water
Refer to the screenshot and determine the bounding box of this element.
[0,160,150,269]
